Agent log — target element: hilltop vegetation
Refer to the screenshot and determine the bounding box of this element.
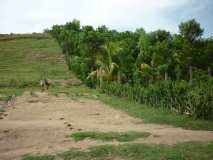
[0,33,50,41]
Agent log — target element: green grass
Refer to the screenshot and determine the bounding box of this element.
[0,108,5,112]
[22,142,213,160]
[70,131,151,142]
[22,155,54,160]
[0,87,28,98]
[0,35,71,98]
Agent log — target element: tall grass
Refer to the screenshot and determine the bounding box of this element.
[101,79,213,120]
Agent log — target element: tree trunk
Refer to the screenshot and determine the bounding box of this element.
[117,71,121,83]
[99,76,103,88]
[97,69,103,89]
[208,67,211,76]
[175,65,181,80]
[189,65,193,84]
[164,71,168,80]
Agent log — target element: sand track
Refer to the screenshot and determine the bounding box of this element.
[0,92,213,160]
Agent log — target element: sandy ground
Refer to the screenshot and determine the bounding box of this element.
[0,92,213,160]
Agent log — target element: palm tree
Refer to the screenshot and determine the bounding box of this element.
[87,42,121,88]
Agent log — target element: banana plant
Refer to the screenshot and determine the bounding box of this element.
[87,42,121,88]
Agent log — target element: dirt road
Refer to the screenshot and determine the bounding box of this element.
[0,92,213,160]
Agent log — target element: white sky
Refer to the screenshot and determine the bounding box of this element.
[0,0,212,36]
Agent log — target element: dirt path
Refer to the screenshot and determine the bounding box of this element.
[0,92,213,160]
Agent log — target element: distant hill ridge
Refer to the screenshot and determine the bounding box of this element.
[0,33,51,41]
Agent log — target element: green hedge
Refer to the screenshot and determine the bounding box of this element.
[101,80,213,120]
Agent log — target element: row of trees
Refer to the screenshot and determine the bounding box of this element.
[49,19,212,87]
[49,19,213,119]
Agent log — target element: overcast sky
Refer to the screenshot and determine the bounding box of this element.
[0,0,212,37]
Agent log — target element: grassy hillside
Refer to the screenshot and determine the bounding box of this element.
[0,35,71,97]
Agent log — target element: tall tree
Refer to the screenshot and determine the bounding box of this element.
[179,19,204,43]
[179,19,204,82]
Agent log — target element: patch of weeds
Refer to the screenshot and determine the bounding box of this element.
[0,87,25,98]
[22,142,213,160]
[5,95,14,101]
[58,149,90,160]
[58,142,213,160]
[22,155,55,160]
[70,131,151,142]
[0,108,5,112]
[0,96,7,102]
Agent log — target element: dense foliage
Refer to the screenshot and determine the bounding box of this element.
[49,19,213,120]
[101,79,213,120]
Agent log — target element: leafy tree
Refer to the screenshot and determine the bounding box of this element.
[179,19,204,43]
[50,18,211,85]
[179,19,204,82]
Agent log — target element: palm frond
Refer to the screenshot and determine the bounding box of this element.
[86,70,97,80]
